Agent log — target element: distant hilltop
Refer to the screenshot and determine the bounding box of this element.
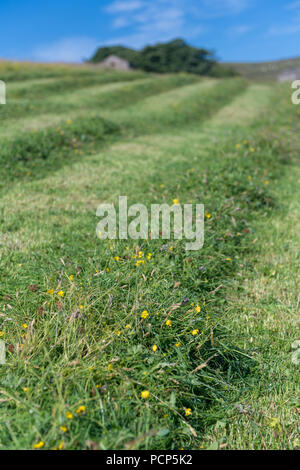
[88,39,237,77]
[226,57,300,81]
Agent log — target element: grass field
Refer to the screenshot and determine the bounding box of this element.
[0,62,299,450]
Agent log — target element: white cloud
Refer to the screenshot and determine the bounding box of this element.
[268,22,300,36]
[113,17,131,28]
[286,1,300,10]
[106,1,144,13]
[194,0,251,18]
[267,9,300,36]
[33,37,98,62]
[104,1,208,48]
[228,24,253,36]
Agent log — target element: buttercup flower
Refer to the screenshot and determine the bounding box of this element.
[141,390,150,399]
[166,319,172,326]
[76,405,86,414]
[57,291,64,297]
[191,329,199,336]
[141,310,149,319]
[185,408,192,416]
[33,441,44,449]
[152,344,158,352]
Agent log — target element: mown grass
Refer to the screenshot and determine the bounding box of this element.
[0,62,299,450]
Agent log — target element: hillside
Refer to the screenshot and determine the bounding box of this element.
[0,62,299,450]
[227,56,300,80]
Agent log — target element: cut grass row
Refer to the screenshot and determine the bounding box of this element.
[0,78,246,186]
[1,74,200,120]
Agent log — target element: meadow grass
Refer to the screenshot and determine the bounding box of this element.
[0,63,299,450]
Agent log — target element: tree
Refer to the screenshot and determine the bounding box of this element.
[88,39,237,77]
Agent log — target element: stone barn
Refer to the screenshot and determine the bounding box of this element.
[99,55,131,71]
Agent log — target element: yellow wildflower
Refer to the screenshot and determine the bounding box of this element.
[175,342,181,347]
[152,344,158,352]
[65,412,73,419]
[68,275,74,281]
[23,387,30,392]
[141,310,149,319]
[108,363,113,371]
[115,330,121,336]
[191,329,199,336]
[114,256,120,261]
[33,441,44,449]
[125,324,131,329]
[136,259,145,266]
[205,212,211,219]
[195,305,201,313]
[165,319,172,326]
[185,408,192,416]
[75,405,86,414]
[141,390,150,399]
[58,441,64,450]
[60,426,67,433]
[0,331,5,337]
[173,198,179,205]
[47,289,54,295]
[22,323,28,329]
[57,291,64,297]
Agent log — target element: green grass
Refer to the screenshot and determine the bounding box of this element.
[0,62,299,450]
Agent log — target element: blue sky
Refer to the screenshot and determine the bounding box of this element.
[1,0,300,63]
